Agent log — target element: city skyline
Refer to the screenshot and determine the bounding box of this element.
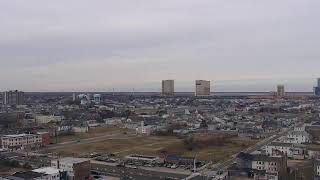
[1,1,320,179]
[1,0,320,91]
[1,78,319,93]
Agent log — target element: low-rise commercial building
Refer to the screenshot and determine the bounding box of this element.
[51,158,90,180]
[32,167,61,180]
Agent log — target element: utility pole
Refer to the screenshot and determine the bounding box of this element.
[55,129,58,144]
[26,134,29,158]
[120,161,128,180]
[194,153,198,173]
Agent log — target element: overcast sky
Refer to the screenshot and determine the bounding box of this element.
[1,0,320,92]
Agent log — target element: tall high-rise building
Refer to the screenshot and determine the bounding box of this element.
[277,85,285,97]
[3,90,24,105]
[195,80,210,96]
[314,78,320,96]
[72,92,76,101]
[162,80,174,96]
[0,93,3,105]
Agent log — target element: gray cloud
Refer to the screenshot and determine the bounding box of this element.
[0,0,320,91]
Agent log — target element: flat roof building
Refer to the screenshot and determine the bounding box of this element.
[162,80,174,96]
[1,133,42,151]
[51,157,90,180]
[195,80,210,96]
[93,94,102,104]
[32,167,61,180]
[277,85,285,97]
[2,90,24,105]
[124,154,161,164]
[315,78,320,96]
[5,171,48,180]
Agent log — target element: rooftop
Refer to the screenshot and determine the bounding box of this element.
[268,142,306,148]
[33,167,60,175]
[6,171,45,179]
[237,152,285,162]
[289,131,309,136]
[125,154,159,160]
[53,157,89,164]
[1,134,39,138]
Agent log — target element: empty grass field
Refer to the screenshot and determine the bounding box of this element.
[51,133,258,162]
